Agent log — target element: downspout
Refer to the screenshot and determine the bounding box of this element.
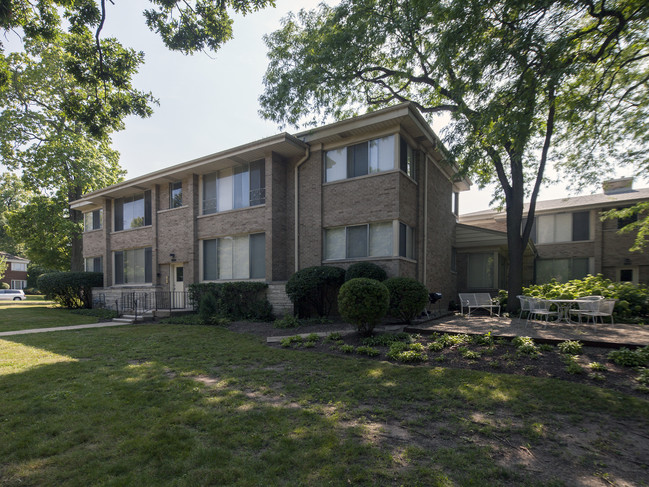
[423,154,428,286]
[294,145,311,272]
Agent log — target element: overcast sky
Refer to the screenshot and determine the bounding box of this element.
[8,0,630,213]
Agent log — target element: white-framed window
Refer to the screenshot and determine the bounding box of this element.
[85,256,103,273]
[202,233,265,281]
[170,181,183,209]
[114,248,152,285]
[11,262,27,272]
[202,160,265,215]
[324,221,414,260]
[532,211,590,244]
[84,209,103,232]
[535,257,591,283]
[399,136,416,179]
[11,280,27,289]
[325,135,398,182]
[617,267,638,285]
[114,191,151,231]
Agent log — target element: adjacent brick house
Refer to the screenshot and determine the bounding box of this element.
[458,177,649,293]
[71,104,470,313]
[0,252,29,289]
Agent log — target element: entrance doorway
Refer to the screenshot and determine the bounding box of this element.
[171,264,185,308]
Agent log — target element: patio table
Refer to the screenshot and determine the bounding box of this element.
[546,299,594,324]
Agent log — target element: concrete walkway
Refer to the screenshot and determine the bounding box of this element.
[406,314,649,348]
[0,321,143,337]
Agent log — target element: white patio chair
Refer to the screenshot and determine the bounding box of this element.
[517,295,533,322]
[580,299,616,325]
[568,296,603,324]
[528,298,558,325]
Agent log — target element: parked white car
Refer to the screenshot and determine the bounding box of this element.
[0,289,26,301]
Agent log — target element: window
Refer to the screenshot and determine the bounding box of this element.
[467,253,495,289]
[84,209,103,232]
[535,257,590,283]
[533,211,590,244]
[114,191,151,231]
[325,135,396,182]
[11,262,27,272]
[203,161,265,214]
[617,208,638,229]
[324,221,412,260]
[170,182,182,208]
[202,233,265,280]
[11,280,26,289]
[452,192,459,217]
[619,269,634,282]
[85,257,103,273]
[399,136,416,179]
[114,248,152,285]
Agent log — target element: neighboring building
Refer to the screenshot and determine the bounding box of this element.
[71,104,471,313]
[458,177,649,292]
[0,252,29,289]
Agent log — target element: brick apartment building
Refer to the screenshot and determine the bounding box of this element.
[0,252,29,289]
[457,177,649,294]
[71,104,470,313]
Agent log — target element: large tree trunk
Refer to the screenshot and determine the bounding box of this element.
[504,158,527,314]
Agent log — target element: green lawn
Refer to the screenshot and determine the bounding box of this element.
[0,301,100,332]
[1,324,648,486]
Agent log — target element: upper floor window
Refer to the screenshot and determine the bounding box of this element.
[399,136,416,179]
[170,182,183,208]
[11,262,27,272]
[114,247,152,285]
[114,191,152,231]
[203,160,265,215]
[84,209,103,232]
[85,256,103,273]
[202,233,265,280]
[325,135,397,182]
[532,211,590,244]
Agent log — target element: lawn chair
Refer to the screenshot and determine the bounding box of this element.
[528,298,558,325]
[568,296,602,324]
[580,299,616,325]
[458,293,500,317]
[517,295,533,322]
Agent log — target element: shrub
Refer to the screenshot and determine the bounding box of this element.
[361,332,412,347]
[285,266,346,317]
[607,347,649,367]
[355,346,380,357]
[71,308,118,320]
[337,278,389,335]
[344,262,387,282]
[387,342,428,362]
[383,277,428,323]
[188,282,272,321]
[198,293,220,325]
[512,336,539,356]
[37,272,103,308]
[558,340,583,355]
[273,313,301,329]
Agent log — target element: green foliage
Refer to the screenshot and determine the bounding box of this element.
[188,282,272,321]
[37,271,103,308]
[387,342,427,363]
[563,356,585,375]
[70,308,118,320]
[558,341,583,356]
[339,344,355,353]
[273,313,301,329]
[636,368,649,387]
[361,332,412,347]
[344,262,387,282]
[589,362,608,372]
[471,332,494,346]
[1,281,9,289]
[285,266,345,317]
[355,346,380,357]
[27,263,54,289]
[198,293,220,325]
[0,173,32,256]
[0,253,6,280]
[602,203,649,252]
[512,336,539,357]
[383,277,428,323]
[607,347,649,367]
[524,274,649,320]
[337,278,389,335]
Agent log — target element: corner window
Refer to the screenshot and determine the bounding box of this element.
[85,257,103,273]
[202,233,265,281]
[399,222,415,259]
[84,209,103,232]
[399,136,416,179]
[203,160,265,215]
[325,135,396,182]
[324,222,396,260]
[114,248,152,285]
[170,182,183,208]
[114,191,151,231]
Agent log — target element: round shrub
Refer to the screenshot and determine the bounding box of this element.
[338,278,389,335]
[37,271,103,308]
[383,277,428,323]
[344,262,387,282]
[285,266,345,317]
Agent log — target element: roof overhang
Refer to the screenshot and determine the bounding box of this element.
[456,223,536,255]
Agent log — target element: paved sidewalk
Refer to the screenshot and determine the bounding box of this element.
[0,321,142,337]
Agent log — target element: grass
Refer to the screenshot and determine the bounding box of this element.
[0,301,100,333]
[1,324,648,486]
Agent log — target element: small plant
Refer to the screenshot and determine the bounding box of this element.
[512,336,539,356]
[538,344,555,352]
[461,349,481,360]
[438,333,470,347]
[588,362,608,372]
[489,360,501,368]
[471,332,494,346]
[607,347,649,367]
[340,344,355,353]
[563,355,584,374]
[636,368,649,386]
[387,341,427,362]
[326,332,343,341]
[558,340,583,355]
[280,335,304,348]
[588,372,606,381]
[355,346,380,357]
[306,333,320,342]
[428,341,445,352]
[362,332,411,347]
[303,340,317,348]
[273,313,301,329]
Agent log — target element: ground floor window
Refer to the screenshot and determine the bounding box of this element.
[467,253,495,289]
[324,221,414,260]
[11,280,27,289]
[85,256,103,273]
[114,248,152,285]
[535,257,590,283]
[202,233,265,281]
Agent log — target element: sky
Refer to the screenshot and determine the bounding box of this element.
[6,0,632,214]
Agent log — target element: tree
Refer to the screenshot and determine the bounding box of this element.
[0,253,7,281]
[0,41,129,270]
[0,172,32,256]
[259,0,649,311]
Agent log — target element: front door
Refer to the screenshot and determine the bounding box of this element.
[171,265,185,308]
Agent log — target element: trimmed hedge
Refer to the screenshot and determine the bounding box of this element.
[188,282,272,321]
[37,272,103,309]
[384,277,428,323]
[344,262,387,282]
[338,278,389,335]
[285,266,346,317]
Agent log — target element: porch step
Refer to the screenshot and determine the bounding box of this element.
[113,311,154,324]
[112,317,135,324]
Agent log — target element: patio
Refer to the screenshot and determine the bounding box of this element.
[407,314,649,348]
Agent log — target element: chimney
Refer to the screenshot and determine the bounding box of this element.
[603,177,634,195]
